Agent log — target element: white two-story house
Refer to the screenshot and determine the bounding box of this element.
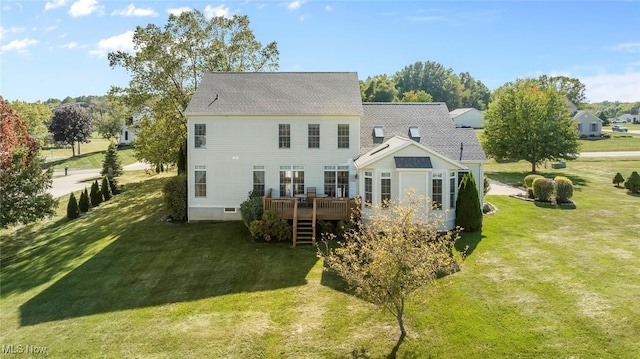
[184,72,486,231]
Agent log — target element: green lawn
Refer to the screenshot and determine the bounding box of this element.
[42,136,138,173]
[1,158,639,358]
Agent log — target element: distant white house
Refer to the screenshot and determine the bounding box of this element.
[119,111,149,145]
[574,110,603,138]
[611,114,638,124]
[450,108,484,128]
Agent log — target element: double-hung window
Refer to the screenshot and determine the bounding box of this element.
[337,124,349,148]
[279,124,290,148]
[308,124,320,148]
[450,172,457,209]
[253,166,265,196]
[432,173,443,210]
[380,172,391,204]
[194,124,206,148]
[194,165,207,197]
[364,171,373,205]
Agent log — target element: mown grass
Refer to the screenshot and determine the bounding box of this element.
[1,158,639,357]
[42,136,138,173]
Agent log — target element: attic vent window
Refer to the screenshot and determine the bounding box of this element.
[373,126,384,144]
[409,126,420,140]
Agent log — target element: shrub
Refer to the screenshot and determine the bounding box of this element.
[101,176,112,201]
[527,187,535,199]
[483,175,490,195]
[67,193,80,219]
[455,172,482,232]
[78,187,90,213]
[613,172,625,187]
[162,174,188,220]
[248,209,292,242]
[90,180,103,207]
[240,191,263,228]
[532,177,554,202]
[554,176,574,203]
[624,171,640,194]
[524,174,544,188]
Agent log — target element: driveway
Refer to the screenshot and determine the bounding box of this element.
[579,151,640,157]
[487,180,525,196]
[49,162,150,198]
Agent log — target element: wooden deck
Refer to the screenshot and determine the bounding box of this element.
[262,189,357,246]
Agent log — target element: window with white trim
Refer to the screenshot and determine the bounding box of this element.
[337,124,349,148]
[280,165,304,196]
[450,172,457,209]
[432,173,443,210]
[364,171,373,205]
[279,124,290,148]
[381,172,391,204]
[194,124,206,148]
[324,165,349,197]
[253,166,265,196]
[308,124,320,148]
[195,165,206,197]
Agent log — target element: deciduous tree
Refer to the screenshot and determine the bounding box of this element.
[108,10,279,165]
[7,100,52,147]
[0,97,57,228]
[482,78,579,173]
[360,75,399,102]
[399,90,433,102]
[318,194,459,356]
[49,106,93,156]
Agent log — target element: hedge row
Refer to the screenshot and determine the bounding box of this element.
[67,176,115,220]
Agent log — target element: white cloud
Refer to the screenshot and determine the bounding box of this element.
[0,26,27,41]
[325,5,333,11]
[610,42,640,53]
[1,38,38,54]
[287,0,305,10]
[45,0,67,11]
[582,72,640,103]
[69,0,103,17]
[89,30,134,57]
[61,41,79,49]
[112,4,158,17]
[204,5,231,19]
[167,7,191,16]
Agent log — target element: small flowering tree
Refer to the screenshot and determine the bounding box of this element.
[318,192,460,355]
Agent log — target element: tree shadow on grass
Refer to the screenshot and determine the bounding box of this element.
[14,178,318,326]
[41,152,97,170]
[454,231,485,259]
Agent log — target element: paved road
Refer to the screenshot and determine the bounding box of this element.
[49,162,149,198]
[579,151,640,157]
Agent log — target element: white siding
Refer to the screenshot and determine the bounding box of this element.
[188,115,360,221]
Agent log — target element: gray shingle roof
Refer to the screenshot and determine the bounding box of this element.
[185,72,363,116]
[361,103,487,162]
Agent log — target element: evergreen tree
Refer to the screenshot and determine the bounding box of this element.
[455,172,483,232]
[100,142,123,194]
[624,171,640,194]
[101,176,112,201]
[90,180,103,207]
[613,172,625,187]
[67,193,80,219]
[78,187,91,213]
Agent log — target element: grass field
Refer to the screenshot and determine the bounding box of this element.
[42,135,138,173]
[1,158,639,358]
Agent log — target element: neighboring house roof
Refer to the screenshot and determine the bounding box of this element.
[184,72,363,116]
[573,110,603,123]
[449,108,476,117]
[360,103,487,162]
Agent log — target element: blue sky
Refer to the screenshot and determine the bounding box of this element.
[1,0,639,104]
